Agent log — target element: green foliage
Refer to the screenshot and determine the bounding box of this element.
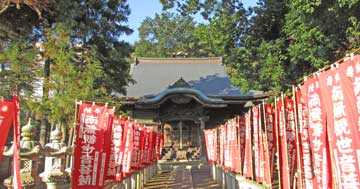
[28,23,105,126]
[160,0,360,95]
[0,39,36,97]
[194,1,249,56]
[135,1,249,58]
[134,12,206,57]
[0,0,133,128]
[58,0,133,94]
[347,16,360,49]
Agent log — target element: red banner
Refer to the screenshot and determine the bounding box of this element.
[262,128,272,186]
[219,126,225,166]
[238,117,246,170]
[0,100,15,164]
[284,97,297,187]
[232,118,241,173]
[318,67,360,188]
[243,111,253,178]
[106,116,125,181]
[264,103,276,179]
[301,77,332,188]
[151,131,156,162]
[338,55,360,132]
[139,127,146,167]
[142,127,153,166]
[204,129,217,163]
[295,89,315,188]
[253,106,262,182]
[121,120,134,177]
[258,127,265,184]
[131,125,146,171]
[224,122,231,170]
[72,103,111,189]
[222,119,241,172]
[277,99,291,189]
[259,116,265,184]
[155,132,163,160]
[101,108,114,184]
[158,133,164,160]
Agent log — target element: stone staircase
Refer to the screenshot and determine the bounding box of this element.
[144,162,220,189]
[161,147,201,161]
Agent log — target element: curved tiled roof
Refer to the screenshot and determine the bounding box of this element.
[125,57,243,98]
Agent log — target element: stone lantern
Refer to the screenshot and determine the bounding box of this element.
[39,125,70,189]
[3,119,42,188]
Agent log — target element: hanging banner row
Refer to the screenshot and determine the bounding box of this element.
[72,103,164,189]
[204,54,360,189]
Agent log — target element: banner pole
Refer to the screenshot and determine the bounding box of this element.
[292,86,303,189]
[237,116,242,175]
[326,114,339,189]
[262,126,272,188]
[69,100,83,188]
[273,96,281,189]
[262,101,272,188]
[281,93,292,188]
[12,95,22,189]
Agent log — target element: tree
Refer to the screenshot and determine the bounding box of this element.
[162,0,360,94]
[0,0,53,43]
[134,12,206,57]
[38,23,104,128]
[0,0,51,15]
[1,0,134,95]
[0,39,37,96]
[229,0,289,93]
[0,0,134,143]
[194,0,249,57]
[57,0,134,94]
[284,0,360,77]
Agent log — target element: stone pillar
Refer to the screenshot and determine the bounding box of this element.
[198,117,208,159]
[123,177,131,189]
[143,168,147,185]
[222,169,226,189]
[137,172,141,189]
[235,174,243,189]
[152,162,157,177]
[212,164,216,181]
[179,120,183,149]
[131,173,137,189]
[230,172,236,189]
[112,183,123,189]
[224,171,229,189]
[216,166,222,186]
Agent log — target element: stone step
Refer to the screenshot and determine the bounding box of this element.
[144,163,221,189]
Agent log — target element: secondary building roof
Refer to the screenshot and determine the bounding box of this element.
[126,57,243,98]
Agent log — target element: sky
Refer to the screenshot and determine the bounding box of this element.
[125,0,258,44]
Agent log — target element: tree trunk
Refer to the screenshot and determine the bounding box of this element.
[61,122,67,143]
[39,118,48,146]
[39,58,50,146]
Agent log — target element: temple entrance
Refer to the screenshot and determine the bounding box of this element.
[162,120,201,161]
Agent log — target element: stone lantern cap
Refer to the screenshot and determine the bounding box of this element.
[50,126,62,141]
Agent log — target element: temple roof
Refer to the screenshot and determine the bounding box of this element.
[125,57,244,98]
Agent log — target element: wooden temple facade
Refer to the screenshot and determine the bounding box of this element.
[121,57,270,161]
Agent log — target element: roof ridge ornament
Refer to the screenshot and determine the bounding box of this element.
[168,77,192,88]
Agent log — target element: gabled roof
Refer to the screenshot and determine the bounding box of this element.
[125,57,243,98]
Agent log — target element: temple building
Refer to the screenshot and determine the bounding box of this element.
[121,57,270,161]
